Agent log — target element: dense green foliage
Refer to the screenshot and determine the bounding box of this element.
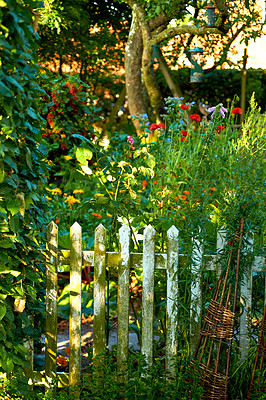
[0,0,47,373]
[157,67,266,113]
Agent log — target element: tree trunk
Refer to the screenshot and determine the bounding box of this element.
[125,11,147,134]
[158,51,183,98]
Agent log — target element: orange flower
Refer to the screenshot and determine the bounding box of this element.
[210,187,216,191]
[179,195,187,201]
[57,356,68,367]
[65,347,70,356]
[153,180,157,185]
[142,180,147,189]
[55,217,59,224]
[92,212,102,218]
[183,190,190,195]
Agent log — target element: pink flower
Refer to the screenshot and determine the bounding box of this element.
[127,136,134,145]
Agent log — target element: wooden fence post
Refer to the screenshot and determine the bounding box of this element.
[69,222,82,392]
[93,224,106,371]
[239,232,253,360]
[141,225,155,367]
[117,224,131,381]
[190,233,203,356]
[45,221,58,389]
[166,226,179,377]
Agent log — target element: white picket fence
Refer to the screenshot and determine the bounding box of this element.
[26,221,265,390]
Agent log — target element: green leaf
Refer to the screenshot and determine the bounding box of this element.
[0,239,15,248]
[6,199,20,216]
[0,82,12,97]
[27,107,37,119]
[2,357,14,373]
[76,147,93,165]
[9,214,20,233]
[146,154,156,169]
[0,301,6,321]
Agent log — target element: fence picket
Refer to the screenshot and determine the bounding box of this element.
[45,221,58,389]
[141,225,155,366]
[26,222,265,390]
[239,232,253,360]
[93,224,106,369]
[190,233,203,356]
[166,226,179,376]
[69,222,82,390]
[117,224,131,381]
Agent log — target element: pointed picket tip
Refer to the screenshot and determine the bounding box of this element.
[46,221,58,237]
[167,225,179,239]
[95,223,106,233]
[47,220,57,230]
[119,224,131,236]
[70,221,82,232]
[144,224,155,235]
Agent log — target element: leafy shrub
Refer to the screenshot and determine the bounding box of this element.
[0,0,48,374]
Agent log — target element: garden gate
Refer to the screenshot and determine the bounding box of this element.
[26,221,265,389]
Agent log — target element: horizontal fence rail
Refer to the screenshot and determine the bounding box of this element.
[27,222,265,391]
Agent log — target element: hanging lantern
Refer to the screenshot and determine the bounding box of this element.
[152,45,160,64]
[189,47,204,83]
[204,1,217,27]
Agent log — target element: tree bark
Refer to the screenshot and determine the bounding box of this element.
[125,10,148,134]
[158,51,183,98]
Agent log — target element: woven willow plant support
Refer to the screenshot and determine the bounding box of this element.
[248,304,266,398]
[191,217,245,400]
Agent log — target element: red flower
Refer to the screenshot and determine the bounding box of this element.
[60,143,67,150]
[232,107,242,115]
[216,126,225,132]
[149,123,158,130]
[189,114,201,122]
[181,130,188,136]
[142,180,147,189]
[157,123,165,129]
[181,137,188,143]
[180,104,189,110]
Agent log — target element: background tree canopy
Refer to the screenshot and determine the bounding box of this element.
[37,0,264,133]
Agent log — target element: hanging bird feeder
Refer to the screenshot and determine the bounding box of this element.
[204,1,217,27]
[189,47,204,83]
[152,45,160,64]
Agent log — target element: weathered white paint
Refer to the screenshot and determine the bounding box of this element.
[190,233,203,356]
[216,229,227,278]
[117,225,131,381]
[45,221,58,390]
[93,224,106,368]
[166,226,179,377]
[69,222,82,391]
[141,225,155,366]
[28,223,265,390]
[239,232,253,360]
